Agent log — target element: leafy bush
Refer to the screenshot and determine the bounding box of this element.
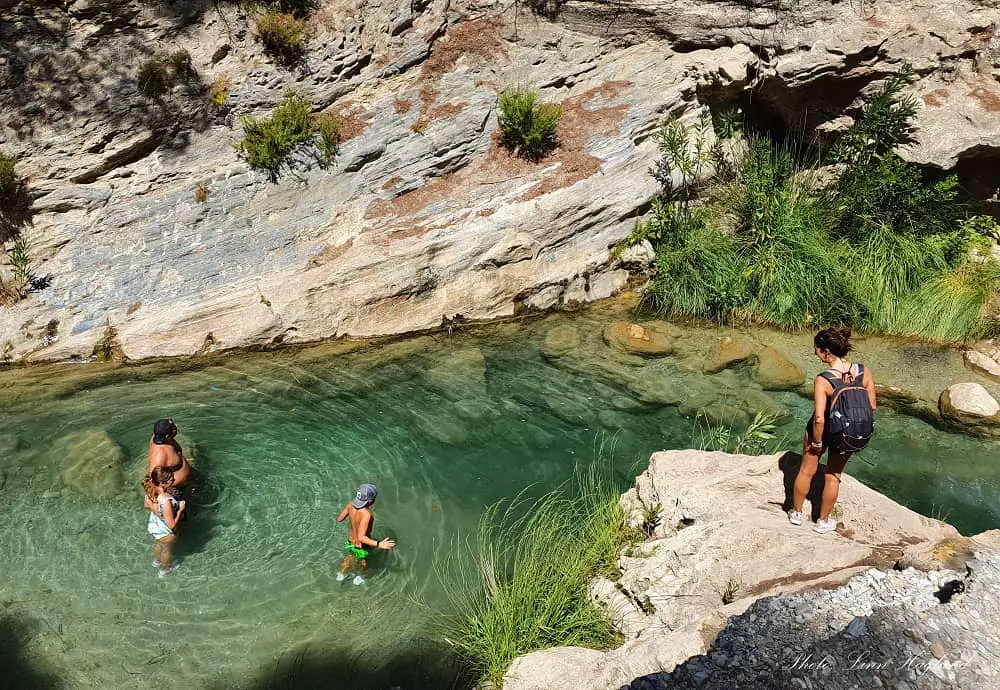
[829,64,918,166]
[312,112,339,165]
[236,92,340,177]
[1,150,31,246]
[8,235,32,288]
[497,88,561,160]
[440,463,627,687]
[167,50,196,82]
[255,10,307,67]
[694,411,781,455]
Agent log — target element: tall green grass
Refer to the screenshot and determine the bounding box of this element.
[439,462,629,687]
[639,93,1000,343]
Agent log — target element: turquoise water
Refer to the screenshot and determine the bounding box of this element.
[1,307,998,689]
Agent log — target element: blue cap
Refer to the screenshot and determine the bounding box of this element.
[351,483,377,508]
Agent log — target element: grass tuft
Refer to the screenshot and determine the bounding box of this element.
[439,461,628,687]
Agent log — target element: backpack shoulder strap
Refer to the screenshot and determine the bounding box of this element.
[819,370,843,388]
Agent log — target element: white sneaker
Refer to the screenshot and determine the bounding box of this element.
[335,572,347,582]
[352,575,365,586]
[787,509,803,526]
[814,518,837,534]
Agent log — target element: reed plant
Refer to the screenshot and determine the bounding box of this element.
[694,411,781,455]
[439,462,627,687]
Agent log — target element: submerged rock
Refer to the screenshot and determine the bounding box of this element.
[752,347,805,390]
[939,383,1000,436]
[57,430,126,500]
[874,383,919,405]
[423,347,487,401]
[541,325,581,359]
[702,336,757,374]
[602,322,674,357]
[0,432,20,457]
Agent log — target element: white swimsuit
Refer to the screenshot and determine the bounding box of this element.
[147,494,179,540]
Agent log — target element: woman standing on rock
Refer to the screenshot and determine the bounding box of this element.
[789,328,877,534]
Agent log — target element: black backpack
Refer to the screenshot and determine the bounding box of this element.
[821,364,875,452]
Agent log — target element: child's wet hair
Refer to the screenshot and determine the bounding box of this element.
[143,466,175,500]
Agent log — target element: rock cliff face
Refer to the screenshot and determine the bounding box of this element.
[503,450,1000,690]
[1,0,998,361]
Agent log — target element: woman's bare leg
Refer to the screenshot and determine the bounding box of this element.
[819,451,851,521]
[793,431,821,513]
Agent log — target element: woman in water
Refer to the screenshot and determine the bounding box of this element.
[143,466,186,576]
[788,328,877,534]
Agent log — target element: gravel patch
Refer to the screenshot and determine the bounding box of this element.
[628,552,1000,689]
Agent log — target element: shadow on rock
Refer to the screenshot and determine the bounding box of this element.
[778,451,827,523]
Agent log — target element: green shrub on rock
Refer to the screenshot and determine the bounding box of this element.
[497,88,561,160]
[137,59,171,98]
[236,92,340,177]
[0,151,17,192]
[255,10,307,67]
[137,50,199,98]
[1,150,31,248]
[312,112,340,166]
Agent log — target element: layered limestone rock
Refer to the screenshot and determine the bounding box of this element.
[503,449,994,690]
[2,0,999,361]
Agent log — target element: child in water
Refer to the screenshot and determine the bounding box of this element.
[336,483,395,585]
[143,466,186,577]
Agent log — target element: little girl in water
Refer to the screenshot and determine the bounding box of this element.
[143,466,186,577]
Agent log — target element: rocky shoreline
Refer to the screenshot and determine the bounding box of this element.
[638,552,1000,689]
[503,450,1000,690]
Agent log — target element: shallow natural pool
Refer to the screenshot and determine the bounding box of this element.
[2,303,999,689]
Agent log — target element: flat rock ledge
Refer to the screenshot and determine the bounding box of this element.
[502,450,999,690]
